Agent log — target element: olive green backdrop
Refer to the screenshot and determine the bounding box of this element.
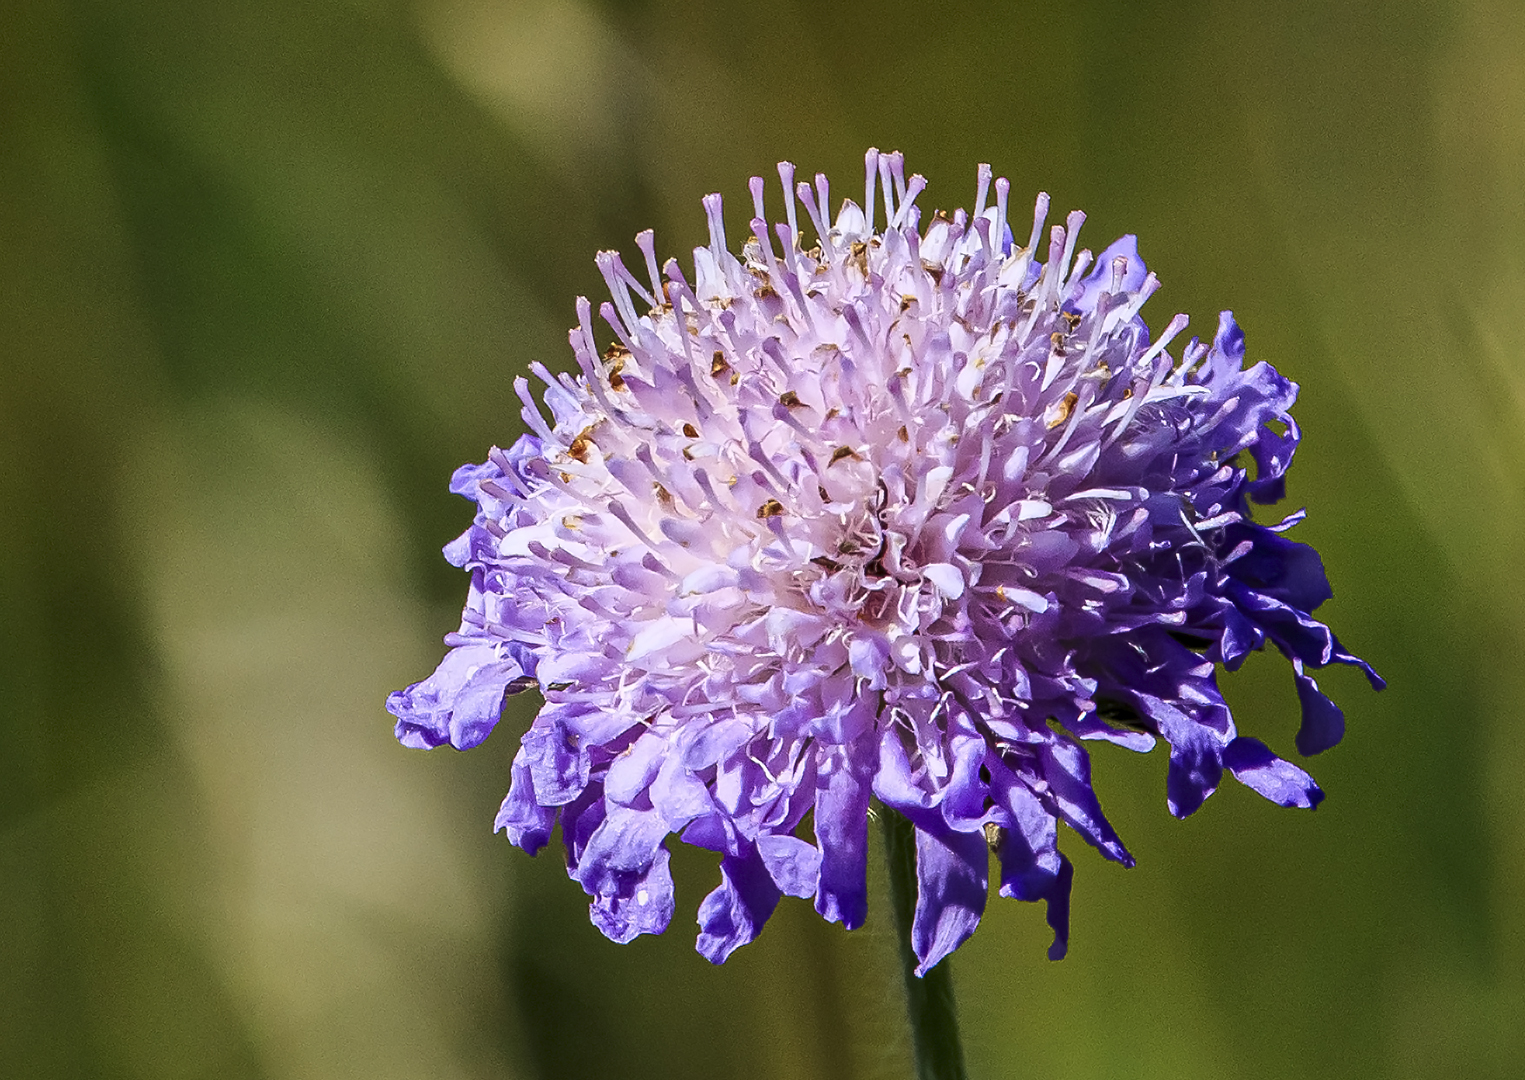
[3,1,1521,1077]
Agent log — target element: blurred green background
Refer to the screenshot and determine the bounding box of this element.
[3,0,1522,1077]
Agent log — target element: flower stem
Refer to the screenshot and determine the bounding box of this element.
[881,807,968,1080]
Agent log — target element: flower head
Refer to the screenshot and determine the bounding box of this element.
[388,151,1381,972]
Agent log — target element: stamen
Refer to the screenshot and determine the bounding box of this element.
[635,230,664,304]
[973,163,992,221]
[890,174,927,230]
[777,161,799,249]
[514,376,557,442]
[814,172,831,239]
[864,148,880,235]
[994,176,1010,253]
[1058,210,1086,288]
[796,180,830,250]
[749,175,767,224]
[887,150,908,203]
[1026,192,1050,255]
[595,251,642,333]
[702,192,729,261]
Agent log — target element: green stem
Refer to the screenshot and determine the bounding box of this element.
[881,807,968,1080]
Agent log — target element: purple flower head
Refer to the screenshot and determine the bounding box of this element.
[388,151,1382,973]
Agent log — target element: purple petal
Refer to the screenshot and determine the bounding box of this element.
[494,750,555,854]
[650,746,715,830]
[756,834,822,898]
[988,758,1075,960]
[1163,725,1224,819]
[1224,736,1324,809]
[939,728,995,831]
[1130,692,1227,819]
[1293,664,1346,756]
[813,739,875,928]
[589,846,675,944]
[386,644,519,750]
[696,847,782,964]
[1036,738,1133,865]
[520,717,591,806]
[911,825,989,976]
[574,804,671,895]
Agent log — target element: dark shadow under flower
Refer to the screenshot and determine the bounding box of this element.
[388,151,1383,974]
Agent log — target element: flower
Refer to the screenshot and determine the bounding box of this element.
[388,150,1382,973]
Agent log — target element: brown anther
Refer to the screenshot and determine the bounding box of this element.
[756,499,784,519]
[779,390,804,409]
[1046,391,1079,429]
[754,285,780,301]
[898,425,910,442]
[850,240,868,273]
[682,422,699,438]
[829,445,858,465]
[1062,310,1083,328]
[566,426,597,463]
[933,209,951,222]
[899,295,914,313]
[983,822,1005,852]
[711,351,729,377]
[1123,386,1134,399]
[818,485,830,502]
[825,407,840,421]
[654,483,674,506]
[606,354,627,391]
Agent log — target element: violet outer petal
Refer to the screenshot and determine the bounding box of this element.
[1041,856,1075,961]
[911,824,989,976]
[494,750,555,854]
[589,845,675,944]
[1132,693,1227,819]
[940,728,994,831]
[989,760,1075,960]
[1164,725,1225,819]
[1224,736,1324,809]
[814,738,875,928]
[521,718,591,806]
[386,645,518,751]
[1036,738,1133,866]
[756,834,823,899]
[575,804,672,895]
[696,846,782,964]
[1293,664,1346,756]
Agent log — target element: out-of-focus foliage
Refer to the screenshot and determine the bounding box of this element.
[1,1,1520,1077]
